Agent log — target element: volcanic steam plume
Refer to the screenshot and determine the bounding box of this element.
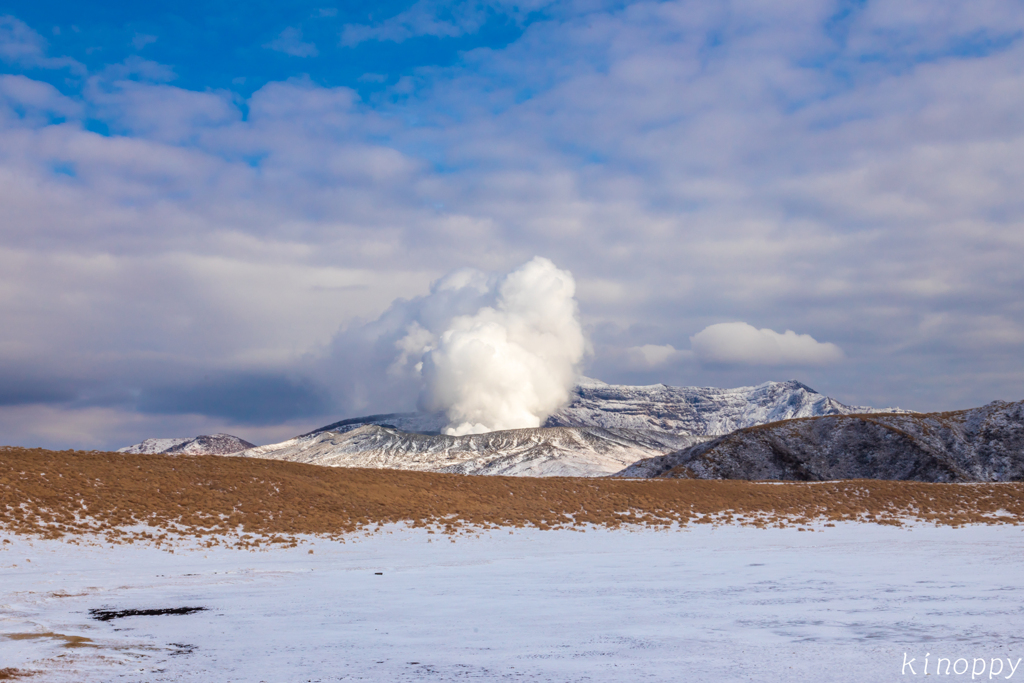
[398,257,586,435]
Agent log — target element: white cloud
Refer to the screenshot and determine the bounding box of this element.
[0,14,45,62]
[0,74,82,123]
[132,33,157,50]
[340,0,552,47]
[264,27,319,57]
[623,344,689,369]
[87,79,238,143]
[690,323,844,367]
[99,55,176,82]
[0,15,84,72]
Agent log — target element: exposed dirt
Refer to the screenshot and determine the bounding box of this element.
[3,633,94,649]
[1,447,1022,546]
[88,607,208,622]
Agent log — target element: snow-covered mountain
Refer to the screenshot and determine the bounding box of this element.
[118,434,255,456]
[614,400,1024,482]
[238,379,897,477]
[117,438,191,455]
[304,412,450,437]
[240,424,706,477]
[303,379,899,439]
[546,378,902,434]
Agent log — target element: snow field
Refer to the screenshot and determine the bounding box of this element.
[1,523,1023,682]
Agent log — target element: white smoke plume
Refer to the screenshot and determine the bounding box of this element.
[392,257,587,435]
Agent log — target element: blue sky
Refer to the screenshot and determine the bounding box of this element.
[4,0,542,100]
[1,0,1023,448]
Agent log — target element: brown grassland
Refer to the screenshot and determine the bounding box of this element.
[2,446,1023,547]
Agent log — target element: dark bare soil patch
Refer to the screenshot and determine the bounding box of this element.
[1,446,1022,545]
[88,607,207,621]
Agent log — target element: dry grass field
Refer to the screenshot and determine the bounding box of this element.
[2,446,1022,546]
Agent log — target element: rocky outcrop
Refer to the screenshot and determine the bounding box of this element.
[615,400,1024,482]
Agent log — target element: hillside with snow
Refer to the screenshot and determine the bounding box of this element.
[615,400,1024,481]
[119,434,255,456]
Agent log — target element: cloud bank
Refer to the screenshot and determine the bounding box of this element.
[690,323,844,367]
[1,1,1024,448]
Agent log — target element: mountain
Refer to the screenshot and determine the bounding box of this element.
[240,424,706,477]
[545,378,901,434]
[118,434,255,456]
[614,400,1024,482]
[304,379,899,439]
[303,411,449,437]
[117,438,191,455]
[238,379,897,477]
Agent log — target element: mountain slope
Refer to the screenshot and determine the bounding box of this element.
[241,425,707,477]
[119,434,255,456]
[615,400,1024,482]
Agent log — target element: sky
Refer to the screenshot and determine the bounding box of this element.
[1,0,1023,449]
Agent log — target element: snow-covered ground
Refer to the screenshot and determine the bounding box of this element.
[2,524,1023,682]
